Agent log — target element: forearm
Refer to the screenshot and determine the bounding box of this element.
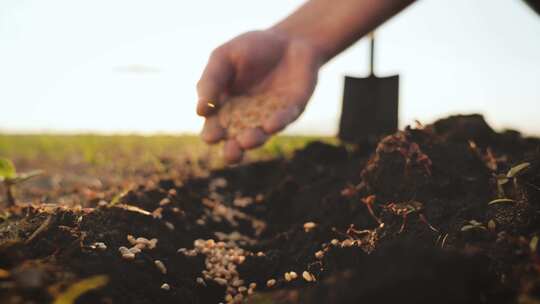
[271,0,415,63]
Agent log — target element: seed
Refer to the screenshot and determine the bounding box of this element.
[127,235,136,245]
[256,251,265,257]
[165,221,175,230]
[302,271,316,282]
[266,279,276,287]
[206,239,216,248]
[161,283,170,290]
[194,239,205,248]
[93,242,107,251]
[225,294,234,302]
[152,207,163,219]
[303,222,317,232]
[159,198,171,206]
[122,252,135,260]
[118,246,130,255]
[238,286,247,293]
[488,219,496,231]
[214,278,228,286]
[148,238,158,249]
[249,282,256,289]
[284,272,291,281]
[341,239,354,247]
[234,294,243,302]
[155,260,167,274]
[196,277,206,286]
[315,250,324,259]
[168,189,177,196]
[331,239,339,246]
[134,243,146,250]
[232,279,244,287]
[196,219,206,225]
[136,237,150,244]
[289,271,298,280]
[129,247,141,254]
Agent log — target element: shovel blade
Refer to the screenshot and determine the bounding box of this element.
[338,75,399,143]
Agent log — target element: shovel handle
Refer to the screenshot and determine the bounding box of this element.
[369,32,375,76]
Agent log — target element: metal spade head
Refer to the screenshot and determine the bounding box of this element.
[338,34,399,143]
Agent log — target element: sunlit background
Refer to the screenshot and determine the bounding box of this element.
[1,0,539,136]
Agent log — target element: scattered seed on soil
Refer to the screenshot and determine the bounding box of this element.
[154,260,167,274]
[302,271,316,282]
[266,279,276,288]
[303,222,317,232]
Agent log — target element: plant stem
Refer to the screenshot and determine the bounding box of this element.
[4,182,15,206]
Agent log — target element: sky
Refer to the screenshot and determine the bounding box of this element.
[1,0,539,136]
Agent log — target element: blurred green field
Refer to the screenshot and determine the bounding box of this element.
[0,134,332,166]
[0,133,335,205]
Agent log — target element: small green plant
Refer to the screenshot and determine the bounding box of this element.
[0,158,42,206]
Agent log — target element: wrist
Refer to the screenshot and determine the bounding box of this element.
[267,24,327,68]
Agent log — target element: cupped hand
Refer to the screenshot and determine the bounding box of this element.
[196,29,322,164]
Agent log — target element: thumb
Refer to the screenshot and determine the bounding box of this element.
[196,48,234,116]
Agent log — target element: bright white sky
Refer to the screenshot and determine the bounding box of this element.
[1,0,539,135]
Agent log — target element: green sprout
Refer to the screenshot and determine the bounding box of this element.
[0,158,43,206]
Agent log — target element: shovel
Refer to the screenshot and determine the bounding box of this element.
[338,33,399,143]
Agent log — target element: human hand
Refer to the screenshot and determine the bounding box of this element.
[196,29,322,164]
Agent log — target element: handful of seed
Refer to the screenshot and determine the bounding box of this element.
[217,94,287,138]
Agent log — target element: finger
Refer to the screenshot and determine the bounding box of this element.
[263,104,302,134]
[200,116,225,144]
[196,48,234,116]
[236,127,269,150]
[223,139,244,164]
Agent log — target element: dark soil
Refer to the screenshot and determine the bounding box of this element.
[1,114,540,304]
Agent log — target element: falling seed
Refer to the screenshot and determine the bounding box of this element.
[168,189,177,196]
[331,239,339,246]
[303,222,317,232]
[315,250,324,259]
[266,279,276,288]
[161,283,170,290]
[155,260,167,274]
[256,251,265,257]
